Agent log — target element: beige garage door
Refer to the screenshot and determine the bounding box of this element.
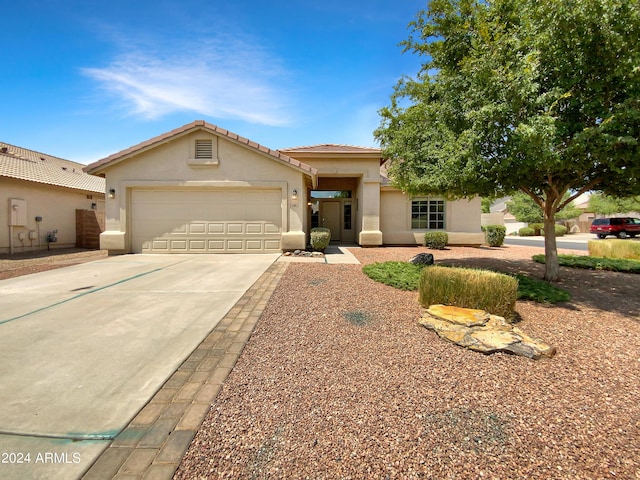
[131,189,282,253]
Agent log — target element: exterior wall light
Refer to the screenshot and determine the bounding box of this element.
[291,189,298,200]
[108,188,116,199]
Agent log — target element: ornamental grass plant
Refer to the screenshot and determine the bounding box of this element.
[588,239,640,260]
[418,266,518,320]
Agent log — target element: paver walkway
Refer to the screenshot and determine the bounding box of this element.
[82,262,287,480]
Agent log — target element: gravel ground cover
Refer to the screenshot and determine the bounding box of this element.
[175,245,639,480]
[0,248,107,280]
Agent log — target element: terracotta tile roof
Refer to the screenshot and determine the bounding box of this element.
[84,120,318,178]
[279,144,381,154]
[0,142,105,194]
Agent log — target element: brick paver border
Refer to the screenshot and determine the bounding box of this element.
[82,262,288,480]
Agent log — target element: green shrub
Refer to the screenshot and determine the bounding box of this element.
[540,225,568,237]
[310,227,331,251]
[364,261,570,303]
[519,227,535,236]
[362,261,425,290]
[424,231,448,250]
[588,239,640,260]
[418,266,518,320]
[484,225,507,246]
[533,254,640,273]
[529,223,544,235]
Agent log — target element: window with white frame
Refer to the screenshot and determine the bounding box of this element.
[411,199,445,229]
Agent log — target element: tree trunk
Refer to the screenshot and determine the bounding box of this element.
[543,213,560,282]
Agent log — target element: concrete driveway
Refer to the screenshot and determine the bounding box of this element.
[0,253,278,480]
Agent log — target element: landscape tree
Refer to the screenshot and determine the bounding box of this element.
[507,192,582,224]
[375,0,640,281]
[588,194,640,216]
[506,193,544,224]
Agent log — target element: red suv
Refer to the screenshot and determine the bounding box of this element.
[590,217,640,239]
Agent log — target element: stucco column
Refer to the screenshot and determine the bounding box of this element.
[281,183,306,251]
[99,184,127,253]
[359,178,383,246]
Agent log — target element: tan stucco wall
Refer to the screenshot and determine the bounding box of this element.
[100,131,308,252]
[0,177,105,254]
[380,189,484,245]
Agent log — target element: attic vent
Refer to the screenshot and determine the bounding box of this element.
[195,140,213,159]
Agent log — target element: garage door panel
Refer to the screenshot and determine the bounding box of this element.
[227,223,243,234]
[227,240,244,250]
[151,240,169,251]
[170,240,188,251]
[264,239,281,250]
[132,189,282,253]
[208,223,224,234]
[246,241,263,250]
[209,240,225,250]
[246,223,262,234]
[189,223,207,234]
[265,224,280,234]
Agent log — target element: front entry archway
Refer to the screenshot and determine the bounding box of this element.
[310,185,357,244]
[311,197,355,244]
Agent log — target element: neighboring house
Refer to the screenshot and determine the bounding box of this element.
[84,120,483,254]
[483,197,527,235]
[1,143,106,254]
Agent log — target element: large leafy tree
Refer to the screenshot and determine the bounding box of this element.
[588,194,640,216]
[376,0,640,281]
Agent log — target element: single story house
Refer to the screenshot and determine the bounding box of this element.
[1,143,106,254]
[84,120,483,254]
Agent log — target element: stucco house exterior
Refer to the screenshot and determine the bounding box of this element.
[84,120,483,254]
[1,143,106,254]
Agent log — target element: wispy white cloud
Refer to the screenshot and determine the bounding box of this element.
[82,35,295,126]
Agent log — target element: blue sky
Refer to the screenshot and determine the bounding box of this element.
[1,1,426,164]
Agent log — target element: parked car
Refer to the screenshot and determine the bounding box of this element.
[590,217,640,238]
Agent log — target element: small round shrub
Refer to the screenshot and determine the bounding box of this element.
[310,227,331,251]
[484,224,506,247]
[540,225,568,237]
[529,223,543,235]
[424,231,448,250]
[519,227,535,236]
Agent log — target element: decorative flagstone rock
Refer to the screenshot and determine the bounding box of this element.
[419,304,556,359]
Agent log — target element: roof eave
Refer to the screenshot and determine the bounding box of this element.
[84,121,318,186]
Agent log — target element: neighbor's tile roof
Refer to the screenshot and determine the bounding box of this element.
[85,120,318,177]
[0,142,105,194]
